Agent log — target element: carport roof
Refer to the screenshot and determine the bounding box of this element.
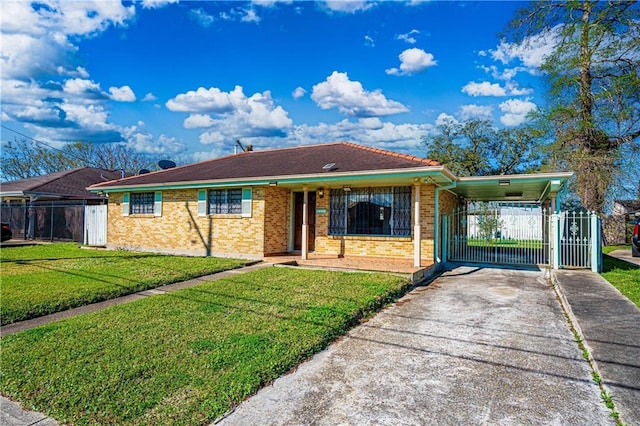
[452,172,572,202]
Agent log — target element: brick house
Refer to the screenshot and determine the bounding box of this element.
[88,142,570,275]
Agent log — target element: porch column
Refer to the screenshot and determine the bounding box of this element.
[550,192,557,213]
[301,186,309,260]
[413,183,421,267]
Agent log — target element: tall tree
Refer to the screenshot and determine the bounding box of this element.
[506,0,640,213]
[0,139,157,181]
[422,118,543,176]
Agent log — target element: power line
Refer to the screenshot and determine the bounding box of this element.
[1,124,100,167]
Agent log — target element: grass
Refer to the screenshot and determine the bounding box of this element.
[0,267,410,425]
[602,245,631,255]
[601,252,640,308]
[467,238,543,249]
[0,243,246,325]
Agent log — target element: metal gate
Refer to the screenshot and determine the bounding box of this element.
[443,203,602,271]
[551,210,601,271]
[443,202,549,266]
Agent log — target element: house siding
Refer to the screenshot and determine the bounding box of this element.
[107,188,267,259]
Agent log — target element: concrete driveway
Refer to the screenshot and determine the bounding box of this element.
[218,266,613,425]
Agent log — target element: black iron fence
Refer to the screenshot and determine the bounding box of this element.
[1,201,89,243]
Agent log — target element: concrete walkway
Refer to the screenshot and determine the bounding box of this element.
[553,269,640,426]
[608,249,640,267]
[218,266,613,425]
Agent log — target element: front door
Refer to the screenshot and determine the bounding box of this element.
[294,192,316,251]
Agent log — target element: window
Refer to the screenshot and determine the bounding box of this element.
[208,188,242,214]
[197,187,252,217]
[123,192,162,216]
[329,186,412,236]
[130,192,155,214]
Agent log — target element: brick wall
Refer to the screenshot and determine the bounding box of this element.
[107,188,268,259]
[263,186,290,255]
[106,182,443,264]
[314,183,438,265]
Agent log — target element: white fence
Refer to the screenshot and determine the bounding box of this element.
[84,204,107,246]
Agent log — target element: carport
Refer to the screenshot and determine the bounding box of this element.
[437,172,602,272]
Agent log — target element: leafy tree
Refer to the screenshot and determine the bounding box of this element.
[506,0,640,213]
[422,118,543,176]
[1,138,157,181]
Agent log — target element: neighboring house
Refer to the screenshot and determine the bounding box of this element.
[88,142,570,275]
[604,199,640,244]
[0,167,122,242]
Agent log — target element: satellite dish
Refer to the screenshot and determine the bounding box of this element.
[138,168,150,175]
[158,160,176,170]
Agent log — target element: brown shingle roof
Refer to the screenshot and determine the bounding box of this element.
[90,142,439,189]
[1,168,123,199]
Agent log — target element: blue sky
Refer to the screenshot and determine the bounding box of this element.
[1,1,554,164]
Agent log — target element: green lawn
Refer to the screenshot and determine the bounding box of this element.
[601,251,640,308]
[602,244,631,255]
[0,243,246,325]
[0,267,409,425]
[467,238,543,249]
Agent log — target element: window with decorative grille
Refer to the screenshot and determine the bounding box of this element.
[329,186,411,236]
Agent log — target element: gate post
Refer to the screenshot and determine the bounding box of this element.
[591,212,602,273]
[441,213,447,265]
[551,213,560,270]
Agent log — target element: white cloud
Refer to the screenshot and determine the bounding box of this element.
[479,64,530,81]
[0,1,137,146]
[435,113,458,126]
[461,81,506,97]
[109,85,136,102]
[184,114,216,129]
[251,0,293,7]
[189,8,215,27]
[142,93,157,102]
[292,86,306,99]
[241,9,261,23]
[459,104,494,121]
[499,98,537,126]
[386,48,437,76]
[505,81,534,96]
[141,0,179,9]
[321,1,374,13]
[364,35,375,47]
[289,118,432,152]
[125,131,185,155]
[168,85,293,141]
[462,80,534,97]
[311,71,409,117]
[63,78,105,98]
[166,86,238,113]
[397,29,419,44]
[490,27,560,70]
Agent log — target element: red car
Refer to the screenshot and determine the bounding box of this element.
[633,216,640,257]
[1,222,12,242]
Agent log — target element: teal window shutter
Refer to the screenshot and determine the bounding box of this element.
[122,193,130,216]
[241,187,252,217]
[154,191,163,217]
[197,190,207,217]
